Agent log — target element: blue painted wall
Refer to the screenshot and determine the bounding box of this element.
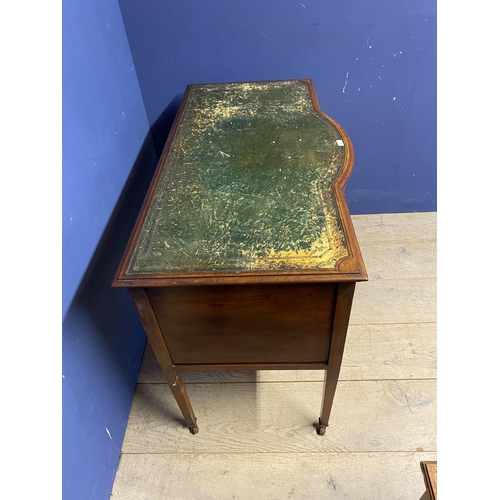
[62,0,157,498]
[63,1,436,498]
[63,0,154,317]
[118,0,436,214]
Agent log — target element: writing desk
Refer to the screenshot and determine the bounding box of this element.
[113,79,367,435]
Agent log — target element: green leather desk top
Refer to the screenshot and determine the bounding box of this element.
[117,80,365,281]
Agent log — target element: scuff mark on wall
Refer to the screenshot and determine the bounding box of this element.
[366,23,374,48]
[224,20,271,39]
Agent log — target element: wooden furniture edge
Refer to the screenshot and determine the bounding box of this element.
[112,272,367,287]
[420,461,437,500]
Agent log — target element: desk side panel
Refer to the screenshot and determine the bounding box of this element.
[147,284,335,364]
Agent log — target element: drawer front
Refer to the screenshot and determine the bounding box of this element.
[147,284,335,365]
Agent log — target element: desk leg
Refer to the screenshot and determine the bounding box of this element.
[165,371,198,434]
[128,288,199,434]
[318,282,355,436]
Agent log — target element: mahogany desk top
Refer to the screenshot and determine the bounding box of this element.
[113,79,367,435]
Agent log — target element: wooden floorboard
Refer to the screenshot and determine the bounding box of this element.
[352,212,436,281]
[111,212,437,500]
[122,379,436,454]
[112,452,437,500]
[350,279,436,325]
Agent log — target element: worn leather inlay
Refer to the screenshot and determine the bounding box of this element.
[127,80,349,274]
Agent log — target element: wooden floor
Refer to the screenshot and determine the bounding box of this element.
[111,212,437,500]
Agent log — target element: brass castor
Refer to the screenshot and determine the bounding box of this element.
[317,418,327,436]
[189,425,199,435]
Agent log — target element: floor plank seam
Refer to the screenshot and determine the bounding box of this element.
[348,321,436,326]
[348,322,437,327]
[357,277,436,281]
[119,450,438,456]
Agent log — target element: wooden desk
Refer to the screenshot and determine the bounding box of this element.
[113,79,367,435]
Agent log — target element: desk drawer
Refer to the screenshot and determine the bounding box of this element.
[147,284,335,365]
